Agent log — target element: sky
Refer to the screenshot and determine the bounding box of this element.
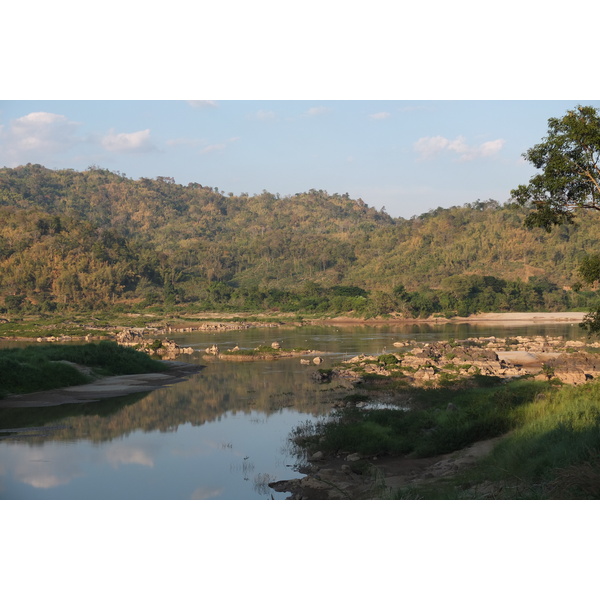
[1,99,597,219]
[3,3,598,221]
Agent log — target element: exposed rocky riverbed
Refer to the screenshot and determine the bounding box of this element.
[332,334,600,387]
[270,333,600,499]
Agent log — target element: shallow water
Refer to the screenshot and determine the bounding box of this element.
[0,322,587,499]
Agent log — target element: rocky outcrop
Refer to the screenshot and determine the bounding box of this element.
[115,329,194,359]
[541,352,600,385]
[340,335,600,387]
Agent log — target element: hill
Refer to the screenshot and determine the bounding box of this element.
[1,163,599,316]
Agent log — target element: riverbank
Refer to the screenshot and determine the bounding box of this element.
[270,328,600,500]
[0,311,588,342]
[0,361,203,408]
[304,311,588,326]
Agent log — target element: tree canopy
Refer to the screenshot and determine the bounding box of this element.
[511,105,600,231]
[511,105,600,332]
[2,163,600,317]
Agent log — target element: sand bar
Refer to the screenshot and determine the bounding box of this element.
[0,361,203,408]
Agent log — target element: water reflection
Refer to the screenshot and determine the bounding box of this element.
[0,323,588,499]
[1,359,338,444]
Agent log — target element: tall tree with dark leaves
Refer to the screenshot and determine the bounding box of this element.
[511,105,600,332]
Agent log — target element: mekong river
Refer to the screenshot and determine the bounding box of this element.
[0,321,586,499]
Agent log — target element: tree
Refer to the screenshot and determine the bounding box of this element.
[511,105,600,231]
[511,105,600,332]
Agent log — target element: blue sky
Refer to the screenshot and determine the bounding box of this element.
[1,100,596,218]
[2,3,598,220]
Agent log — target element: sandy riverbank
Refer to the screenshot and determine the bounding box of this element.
[0,362,203,408]
[305,312,587,327]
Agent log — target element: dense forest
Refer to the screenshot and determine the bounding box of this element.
[1,163,599,317]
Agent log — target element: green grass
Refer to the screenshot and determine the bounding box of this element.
[478,383,600,496]
[312,378,600,499]
[0,319,111,339]
[304,380,543,459]
[0,341,168,397]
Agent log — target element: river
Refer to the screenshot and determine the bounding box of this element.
[0,321,587,500]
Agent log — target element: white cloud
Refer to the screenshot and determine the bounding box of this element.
[190,486,224,500]
[414,135,505,161]
[413,135,452,159]
[369,112,391,120]
[187,100,218,109]
[304,106,331,117]
[105,446,154,468]
[0,111,81,163]
[101,128,156,153]
[199,143,226,154]
[479,139,505,157]
[253,109,277,121]
[198,137,239,154]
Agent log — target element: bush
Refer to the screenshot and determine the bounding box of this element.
[0,342,168,397]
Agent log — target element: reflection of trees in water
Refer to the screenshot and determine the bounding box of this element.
[3,360,339,445]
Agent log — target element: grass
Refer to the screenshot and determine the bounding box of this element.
[297,379,544,459]
[293,375,600,498]
[0,319,111,339]
[476,382,600,497]
[0,341,168,398]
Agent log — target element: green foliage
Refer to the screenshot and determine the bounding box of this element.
[510,105,600,334]
[310,380,546,459]
[580,305,600,335]
[378,353,399,366]
[483,382,600,494]
[0,350,90,395]
[511,105,600,231]
[4,294,26,313]
[0,341,167,397]
[579,254,600,285]
[2,164,600,317]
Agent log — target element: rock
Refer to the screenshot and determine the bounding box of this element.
[300,359,311,365]
[346,453,361,462]
[313,356,323,365]
[115,329,146,344]
[311,370,331,383]
[271,342,281,349]
[310,451,324,461]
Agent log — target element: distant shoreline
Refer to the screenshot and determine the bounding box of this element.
[0,312,588,342]
[303,312,587,327]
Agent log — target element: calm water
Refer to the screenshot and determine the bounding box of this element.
[0,322,587,500]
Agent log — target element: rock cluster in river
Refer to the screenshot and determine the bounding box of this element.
[115,329,194,359]
[338,335,600,387]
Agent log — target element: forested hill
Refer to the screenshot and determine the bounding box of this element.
[1,163,599,315]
